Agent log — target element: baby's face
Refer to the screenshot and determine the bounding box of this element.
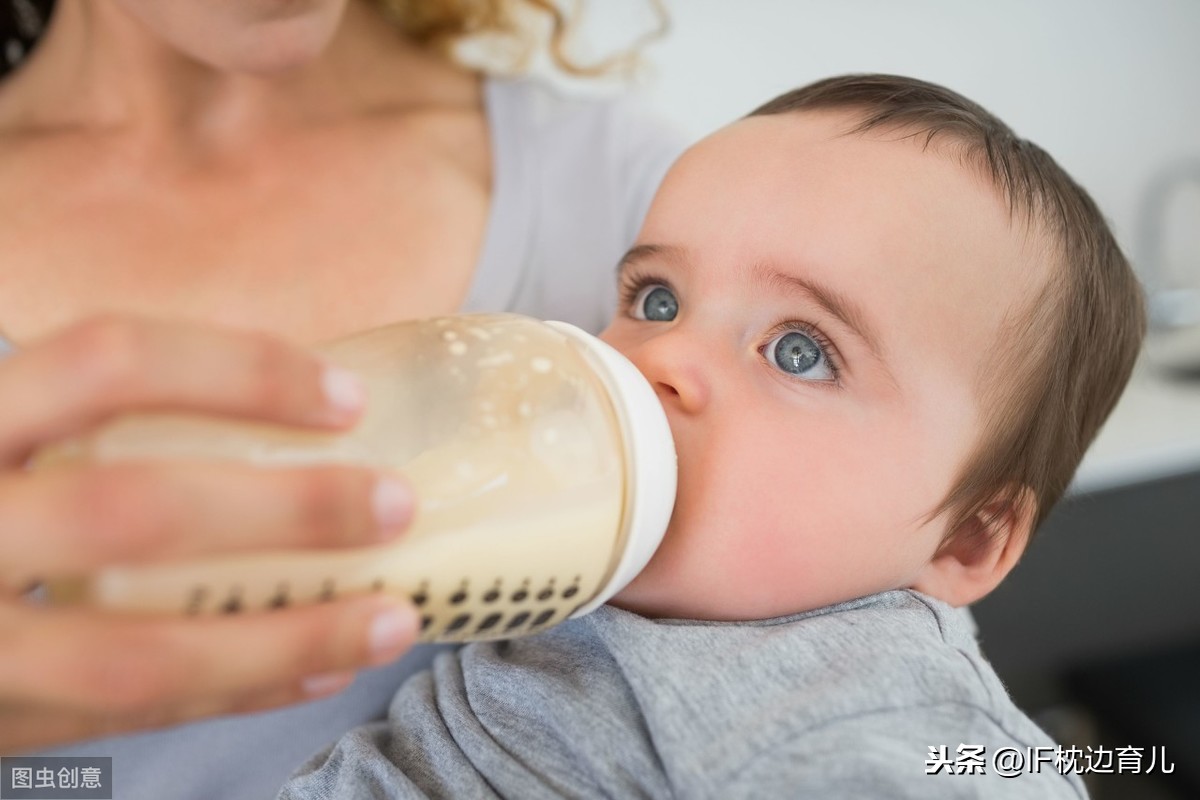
[601,110,1045,620]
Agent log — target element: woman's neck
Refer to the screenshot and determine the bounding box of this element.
[0,0,479,151]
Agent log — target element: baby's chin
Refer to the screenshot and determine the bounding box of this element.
[606,557,718,621]
[607,565,812,622]
[605,521,772,621]
[607,585,815,623]
[607,531,916,622]
[605,585,697,621]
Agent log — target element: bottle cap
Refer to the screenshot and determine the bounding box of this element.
[544,321,677,616]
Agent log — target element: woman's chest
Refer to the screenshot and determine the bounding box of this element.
[0,119,491,344]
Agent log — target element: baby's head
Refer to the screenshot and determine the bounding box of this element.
[603,74,1144,621]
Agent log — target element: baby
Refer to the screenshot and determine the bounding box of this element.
[279,75,1143,798]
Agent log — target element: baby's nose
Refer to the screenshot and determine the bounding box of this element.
[627,334,710,416]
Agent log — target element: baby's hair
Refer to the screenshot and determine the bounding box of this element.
[750,74,1145,542]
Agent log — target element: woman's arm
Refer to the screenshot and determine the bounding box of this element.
[0,315,421,752]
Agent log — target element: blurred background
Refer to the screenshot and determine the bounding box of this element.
[569,2,1200,798]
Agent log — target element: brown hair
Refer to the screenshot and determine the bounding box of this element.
[750,74,1146,541]
[374,0,668,77]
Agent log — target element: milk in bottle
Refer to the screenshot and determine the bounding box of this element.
[39,314,676,642]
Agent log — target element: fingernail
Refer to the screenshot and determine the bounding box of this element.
[321,366,365,419]
[368,603,419,665]
[372,477,413,538]
[302,670,356,698]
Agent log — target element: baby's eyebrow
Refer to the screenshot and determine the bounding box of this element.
[617,243,684,275]
[749,261,889,368]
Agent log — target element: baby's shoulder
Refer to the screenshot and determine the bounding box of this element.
[720,703,1088,799]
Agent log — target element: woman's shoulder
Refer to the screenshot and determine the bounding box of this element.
[486,75,656,125]
[467,76,688,330]
[484,76,687,169]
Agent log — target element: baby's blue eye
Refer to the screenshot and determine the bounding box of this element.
[766,330,834,381]
[631,284,678,322]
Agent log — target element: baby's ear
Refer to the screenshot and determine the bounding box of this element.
[910,487,1037,607]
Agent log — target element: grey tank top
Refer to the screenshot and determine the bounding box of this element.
[30,76,687,800]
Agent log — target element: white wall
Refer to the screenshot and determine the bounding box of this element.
[584,0,1200,280]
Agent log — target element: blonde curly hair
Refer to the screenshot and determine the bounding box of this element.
[374,0,668,76]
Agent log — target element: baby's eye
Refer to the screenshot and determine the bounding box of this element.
[765,330,835,381]
[630,284,678,322]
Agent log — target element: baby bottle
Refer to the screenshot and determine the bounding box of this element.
[39,313,676,642]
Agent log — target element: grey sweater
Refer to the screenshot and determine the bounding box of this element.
[279,590,1088,799]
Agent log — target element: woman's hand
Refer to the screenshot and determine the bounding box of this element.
[0,316,421,753]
